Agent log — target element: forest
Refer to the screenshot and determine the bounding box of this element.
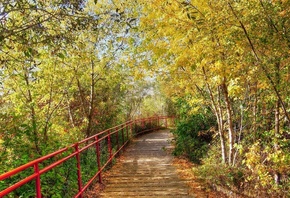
[0,0,289,197]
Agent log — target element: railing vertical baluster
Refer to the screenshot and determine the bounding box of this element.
[156,116,159,129]
[126,124,129,141]
[156,117,158,130]
[148,118,150,130]
[158,116,160,129]
[75,143,82,198]
[115,127,119,151]
[134,121,136,137]
[132,121,134,137]
[122,125,125,144]
[34,163,41,198]
[108,130,112,162]
[147,118,152,130]
[95,136,102,183]
[165,117,168,128]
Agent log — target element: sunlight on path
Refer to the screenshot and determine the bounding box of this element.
[99,129,194,198]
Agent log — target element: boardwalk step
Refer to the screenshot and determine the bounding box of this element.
[103,187,189,192]
[105,182,189,187]
[100,191,190,196]
[99,130,194,198]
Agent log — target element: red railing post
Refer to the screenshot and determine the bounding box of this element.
[115,127,119,151]
[165,117,168,128]
[132,121,135,137]
[126,124,129,140]
[95,136,102,183]
[156,117,158,130]
[107,131,112,161]
[74,143,82,198]
[122,125,125,144]
[34,163,41,198]
[156,117,158,128]
[133,121,135,135]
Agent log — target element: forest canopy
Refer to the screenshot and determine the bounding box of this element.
[0,0,161,172]
[139,0,290,196]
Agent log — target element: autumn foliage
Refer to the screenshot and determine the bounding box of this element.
[0,0,290,197]
[139,0,290,197]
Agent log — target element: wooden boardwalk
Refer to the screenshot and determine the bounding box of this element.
[100,129,194,198]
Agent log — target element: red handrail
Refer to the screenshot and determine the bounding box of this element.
[0,116,175,198]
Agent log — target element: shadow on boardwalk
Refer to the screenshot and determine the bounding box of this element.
[99,129,194,198]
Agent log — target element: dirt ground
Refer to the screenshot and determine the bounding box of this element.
[172,156,229,198]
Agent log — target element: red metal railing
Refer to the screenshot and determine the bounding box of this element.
[0,116,174,198]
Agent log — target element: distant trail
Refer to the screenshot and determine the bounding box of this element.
[99,129,193,198]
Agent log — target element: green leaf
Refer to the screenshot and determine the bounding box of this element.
[0,35,4,42]
[24,48,34,57]
[57,53,65,59]
[24,51,30,57]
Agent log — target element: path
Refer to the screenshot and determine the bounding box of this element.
[100,129,193,198]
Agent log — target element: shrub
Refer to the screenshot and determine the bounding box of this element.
[173,113,215,164]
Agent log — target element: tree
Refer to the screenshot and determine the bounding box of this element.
[0,0,141,172]
[139,0,290,195]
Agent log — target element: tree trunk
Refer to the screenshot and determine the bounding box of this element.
[274,62,281,184]
[274,100,281,184]
[202,66,226,163]
[253,82,258,140]
[86,59,95,138]
[67,97,76,127]
[221,80,235,165]
[24,70,41,155]
[217,86,226,163]
[228,2,290,124]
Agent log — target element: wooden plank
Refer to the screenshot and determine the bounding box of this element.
[100,129,194,198]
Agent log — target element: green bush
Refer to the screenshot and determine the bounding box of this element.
[173,113,215,164]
